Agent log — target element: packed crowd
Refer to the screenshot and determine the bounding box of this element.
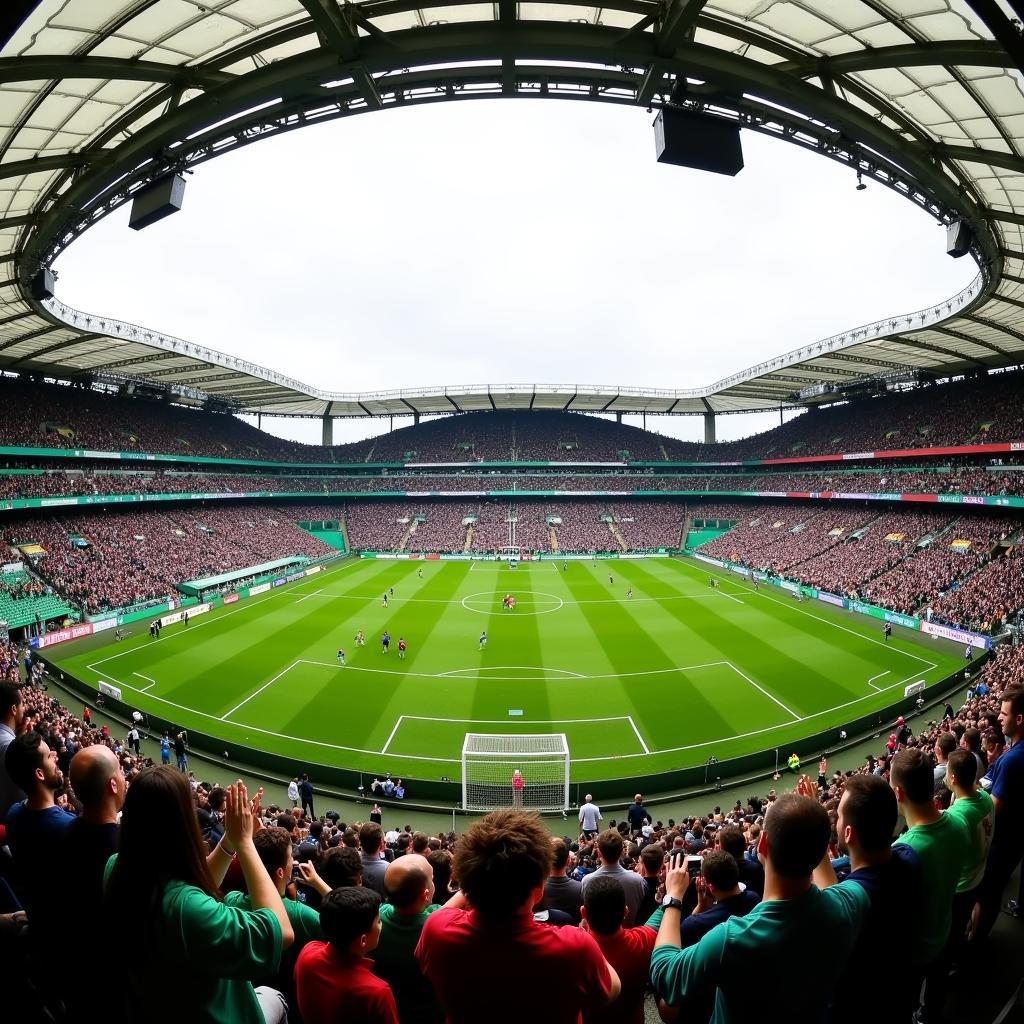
[2,636,1022,1024]
[2,371,1023,468]
[3,462,1024,504]
[1,507,333,612]
[700,502,1024,631]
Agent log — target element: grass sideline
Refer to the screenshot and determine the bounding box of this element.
[50,556,965,784]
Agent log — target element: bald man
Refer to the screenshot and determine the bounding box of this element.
[63,744,125,914]
[371,853,444,1024]
[56,744,126,1012]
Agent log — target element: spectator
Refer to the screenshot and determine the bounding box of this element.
[415,809,621,1022]
[943,750,994,963]
[976,684,1024,941]
[295,887,399,1024]
[360,821,389,895]
[808,774,923,1023]
[224,826,325,1007]
[650,794,868,1023]
[580,830,648,927]
[890,748,972,1023]
[4,730,75,948]
[579,793,602,837]
[105,770,294,1023]
[372,853,443,1024]
[716,824,764,896]
[318,845,364,891]
[635,843,665,926]
[62,744,124,918]
[676,850,760,947]
[0,681,26,821]
[299,773,314,818]
[543,837,583,924]
[934,733,957,792]
[626,793,651,836]
[580,874,657,1024]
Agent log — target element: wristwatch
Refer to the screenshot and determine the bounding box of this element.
[661,895,684,911]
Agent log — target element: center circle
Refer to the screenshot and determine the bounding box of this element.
[460,590,565,616]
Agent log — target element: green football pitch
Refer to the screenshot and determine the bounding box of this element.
[51,556,964,785]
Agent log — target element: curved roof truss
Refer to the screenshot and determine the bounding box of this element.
[0,0,1023,417]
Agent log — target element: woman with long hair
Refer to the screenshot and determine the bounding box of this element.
[105,766,294,1022]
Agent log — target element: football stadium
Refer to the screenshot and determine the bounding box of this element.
[2,2,1024,1022]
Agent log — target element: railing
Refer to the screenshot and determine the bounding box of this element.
[42,269,986,411]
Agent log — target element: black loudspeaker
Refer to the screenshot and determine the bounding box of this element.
[30,268,55,300]
[128,173,186,231]
[654,107,744,177]
[946,219,974,259]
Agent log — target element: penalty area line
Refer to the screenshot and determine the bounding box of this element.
[221,662,300,721]
[726,662,801,721]
[627,716,650,754]
[381,716,405,754]
[133,672,157,691]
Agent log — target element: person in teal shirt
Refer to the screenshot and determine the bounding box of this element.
[650,792,868,1024]
[891,747,972,1023]
[105,768,295,1024]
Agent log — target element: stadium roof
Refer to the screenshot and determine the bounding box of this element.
[1,1,1023,418]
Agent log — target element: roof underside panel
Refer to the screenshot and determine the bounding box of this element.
[0,1,1022,416]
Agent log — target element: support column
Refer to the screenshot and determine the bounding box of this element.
[703,411,716,444]
[780,407,784,426]
[615,411,622,424]
[321,413,333,447]
[256,413,262,431]
[642,412,647,431]
[413,410,420,425]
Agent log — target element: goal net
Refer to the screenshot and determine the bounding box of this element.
[462,733,570,812]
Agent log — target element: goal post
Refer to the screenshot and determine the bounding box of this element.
[461,733,570,812]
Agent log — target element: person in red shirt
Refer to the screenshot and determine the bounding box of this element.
[295,887,399,1024]
[580,874,656,1024]
[512,769,524,807]
[415,809,620,1023]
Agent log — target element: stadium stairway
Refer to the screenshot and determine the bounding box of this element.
[463,524,474,552]
[399,520,417,551]
[608,521,627,551]
[338,512,352,553]
[549,526,559,553]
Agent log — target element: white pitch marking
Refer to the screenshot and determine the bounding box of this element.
[380,716,405,754]
[295,588,324,604]
[726,662,801,720]
[438,666,585,679]
[867,670,891,692]
[691,560,935,667]
[86,557,363,669]
[77,659,943,769]
[221,662,300,721]
[132,672,157,691]
[627,716,651,754]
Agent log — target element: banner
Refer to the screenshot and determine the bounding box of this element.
[304,565,322,576]
[30,622,94,648]
[920,620,992,649]
[250,583,271,596]
[817,591,845,608]
[223,593,240,605]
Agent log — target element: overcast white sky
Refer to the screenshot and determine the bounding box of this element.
[54,99,976,447]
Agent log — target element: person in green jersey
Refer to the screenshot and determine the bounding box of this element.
[105,769,295,1024]
[650,793,868,1024]
[224,826,326,1012]
[372,852,444,1024]
[890,748,972,1024]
